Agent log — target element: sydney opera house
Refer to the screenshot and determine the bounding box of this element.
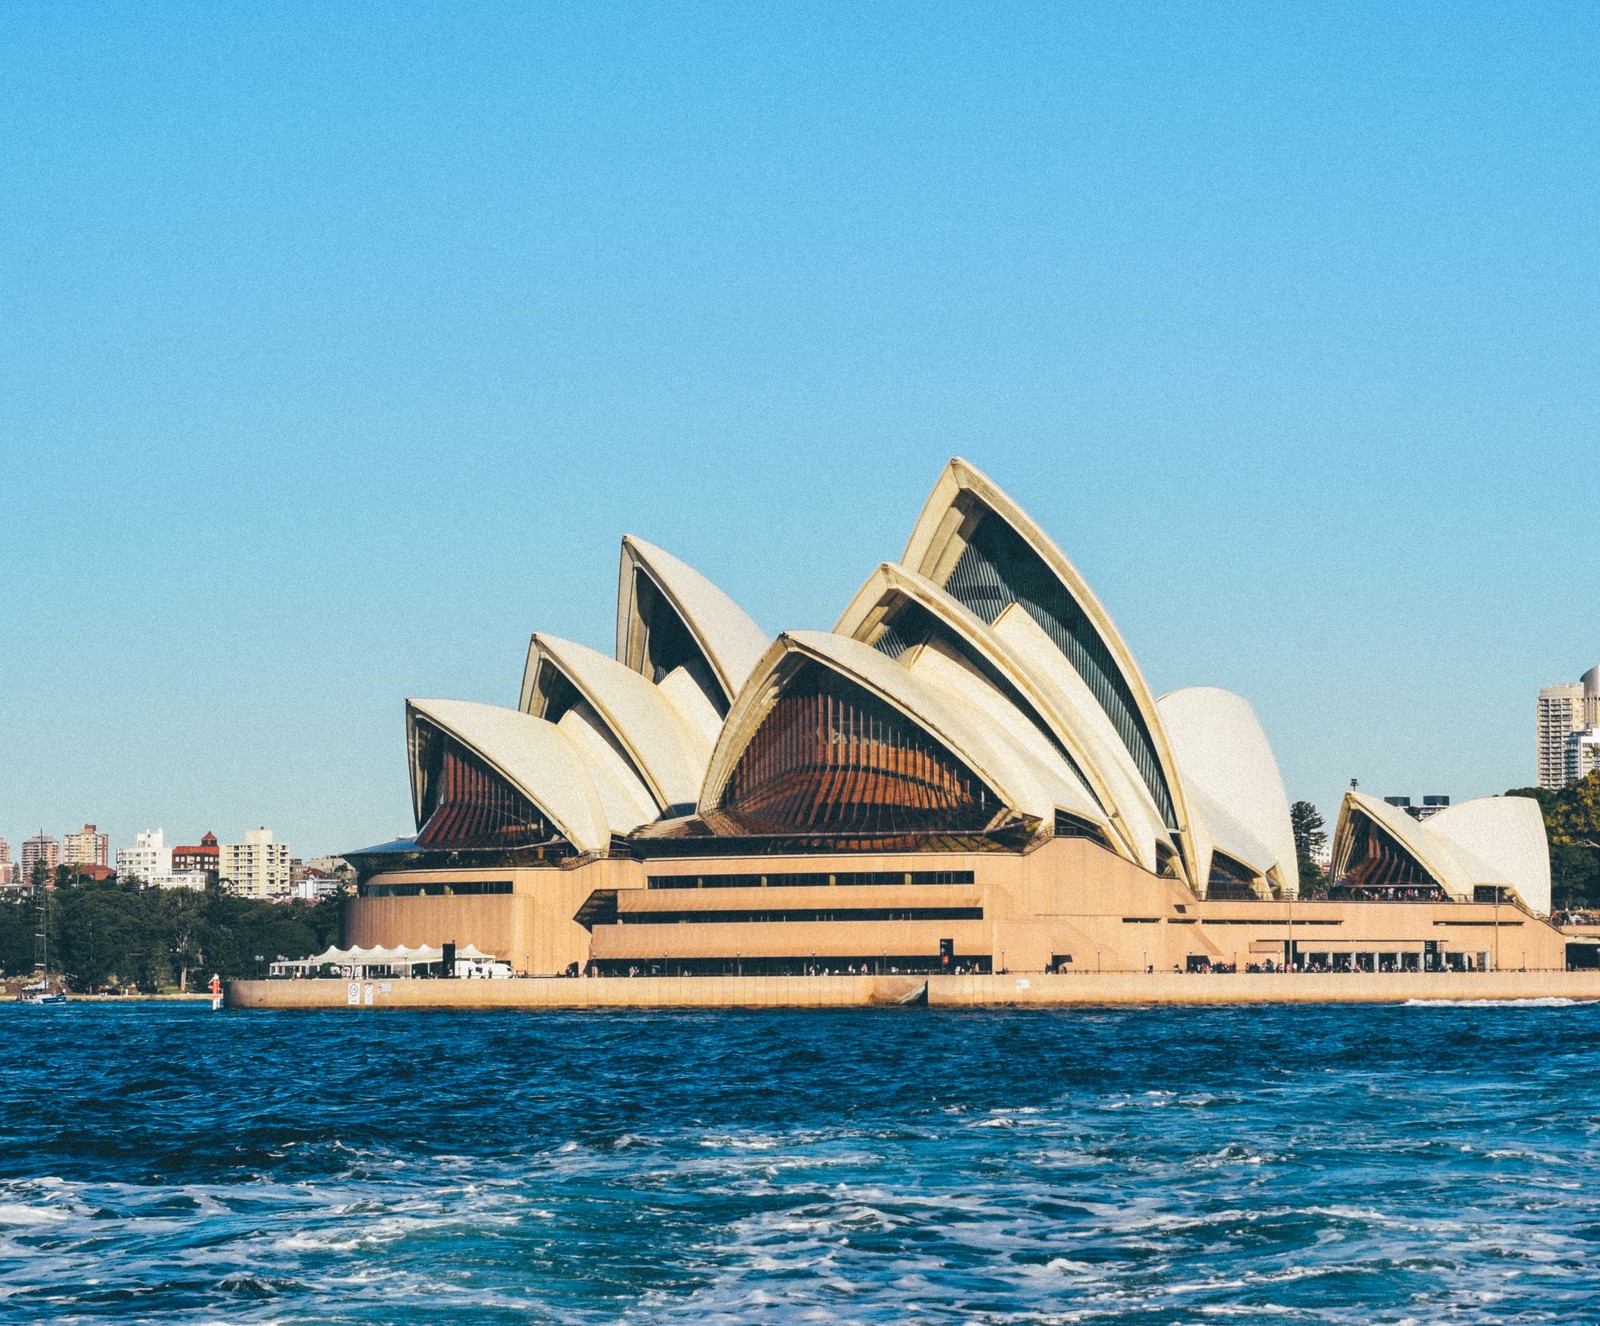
[344,459,1568,978]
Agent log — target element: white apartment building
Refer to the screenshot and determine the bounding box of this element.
[116,829,172,883]
[1568,727,1600,787]
[219,827,292,897]
[290,874,343,901]
[153,872,210,890]
[114,829,208,888]
[1538,666,1599,790]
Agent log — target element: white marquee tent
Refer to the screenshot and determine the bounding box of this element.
[269,943,499,978]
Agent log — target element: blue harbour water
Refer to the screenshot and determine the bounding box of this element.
[2,1001,1599,1324]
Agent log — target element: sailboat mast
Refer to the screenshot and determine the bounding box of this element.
[34,872,48,983]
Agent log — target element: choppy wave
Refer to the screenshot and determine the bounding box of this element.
[2,1002,1599,1324]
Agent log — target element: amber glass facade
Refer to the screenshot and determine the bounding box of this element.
[717,663,999,836]
[412,723,569,852]
[1333,814,1447,899]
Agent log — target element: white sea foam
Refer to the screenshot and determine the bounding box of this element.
[1402,997,1590,1008]
[0,1203,70,1225]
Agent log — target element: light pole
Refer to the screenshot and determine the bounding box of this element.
[1287,888,1294,973]
[1493,889,1501,971]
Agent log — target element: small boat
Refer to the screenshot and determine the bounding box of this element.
[18,981,67,1006]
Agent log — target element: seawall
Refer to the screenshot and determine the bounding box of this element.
[227,969,1600,1011]
[227,973,928,1009]
[933,969,1600,1006]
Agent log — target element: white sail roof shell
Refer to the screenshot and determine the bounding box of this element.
[1423,797,1551,916]
[897,458,1202,889]
[1158,687,1299,896]
[1183,784,1279,879]
[897,637,1105,826]
[1334,792,1472,900]
[520,633,710,811]
[552,707,659,833]
[615,536,769,707]
[985,603,1178,875]
[406,698,612,855]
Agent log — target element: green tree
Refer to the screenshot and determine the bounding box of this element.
[158,886,209,992]
[51,877,163,991]
[1508,771,1600,910]
[1291,800,1327,893]
[21,874,347,993]
[0,896,37,975]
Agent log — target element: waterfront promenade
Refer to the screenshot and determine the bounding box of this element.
[228,968,1600,1010]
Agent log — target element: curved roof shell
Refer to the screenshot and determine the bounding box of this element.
[615,536,769,712]
[894,636,1106,827]
[897,459,1201,888]
[835,562,1162,865]
[1157,687,1299,897]
[1331,791,1551,912]
[1423,797,1551,916]
[405,698,612,855]
[519,633,710,812]
[699,629,1058,831]
[1183,784,1278,881]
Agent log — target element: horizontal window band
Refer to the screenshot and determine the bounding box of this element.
[1433,920,1524,927]
[359,880,513,897]
[618,907,984,925]
[1201,919,1343,926]
[649,870,976,890]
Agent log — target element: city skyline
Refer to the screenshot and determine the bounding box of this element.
[3,5,1597,858]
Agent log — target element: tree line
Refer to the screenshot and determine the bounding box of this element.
[0,866,342,993]
[1509,770,1600,909]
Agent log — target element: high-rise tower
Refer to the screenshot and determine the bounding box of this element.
[1540,666,1600,790]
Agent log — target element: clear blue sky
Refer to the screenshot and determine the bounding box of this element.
[2,3,1596,859]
